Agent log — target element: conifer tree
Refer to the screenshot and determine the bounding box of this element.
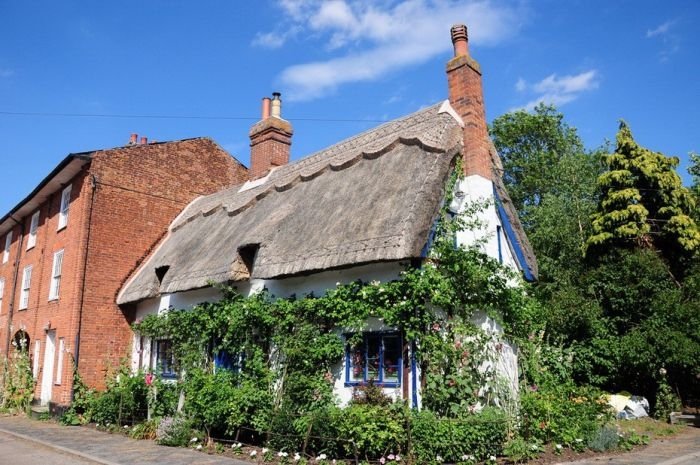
[587,122,700,257]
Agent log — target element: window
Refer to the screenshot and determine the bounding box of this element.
[213,349,243,373]
[19,265,32,309]
[55,338,65,384]
[0,278,4,313]
[48,249,64,300]
[33,340,41,379]
[346,332,402,387]
[58,184,72,230]
[3,231,12,263]
[155,339,177,378]
[27,211,40,250]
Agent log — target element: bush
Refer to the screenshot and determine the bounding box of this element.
[654,378,681,421]
[519,383,611,450]
[503,436,542,464]
[588,425,619,452]
[156,416,195,447]
[410,407,507,463]
[91,372,149,426]
[332,403,408,460]
[129,419,159,440]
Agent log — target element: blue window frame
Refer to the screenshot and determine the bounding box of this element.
[155,339,177,379]
[213,349,243,373]
[345,332,402,387]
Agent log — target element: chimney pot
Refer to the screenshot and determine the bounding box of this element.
[450,24,469,57]
[129,133,138,145]
[140,136,148,145]
[261,97,271,120]
[271,92,282,119]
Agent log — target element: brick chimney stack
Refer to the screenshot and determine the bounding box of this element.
[446,24,492,180]
[249,92,293,179]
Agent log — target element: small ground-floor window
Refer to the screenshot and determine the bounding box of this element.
[345,332,402,387]
[155,339,177,379]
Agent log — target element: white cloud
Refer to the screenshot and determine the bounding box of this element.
[255,0,524,101]
[514,70,599,111]
[646,20,674,38]
[645,19,680,62]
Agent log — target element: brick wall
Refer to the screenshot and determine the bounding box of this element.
[78,138,247,391]
[0,137,248,405]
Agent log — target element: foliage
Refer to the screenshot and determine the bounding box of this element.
[653,377,681,421]
[587,121,700,258]
[90,366,149,426]
[519,383,611,450]
[129,418,159,440]
[0,336,35,413]
[410,407,507,463]
[156,415,196,447]
[503,436,542,464]
[587,425,620,452]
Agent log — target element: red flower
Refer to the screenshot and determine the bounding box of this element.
[145,373,155,386]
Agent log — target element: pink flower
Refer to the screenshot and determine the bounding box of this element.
[145,373,155,386]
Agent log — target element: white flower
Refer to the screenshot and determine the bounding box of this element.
[196,444,202,450]
[531,443,539,450]
[262,448,269,454]
[461,454,475,461]
[232,442,242,449]
[575,438,583,443]
[316,453,327,461]
[436,455,443,463]
[489,455,497,462]
[278,451,289,457]
[250,450,258,457]
[555,444,562,450]
[294,453,301,461]
[190,437,198,443]
[124,425,129,429]
[395,455,401,461]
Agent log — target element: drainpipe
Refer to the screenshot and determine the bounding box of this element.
[3,217,25,355]
[71,174,97,401]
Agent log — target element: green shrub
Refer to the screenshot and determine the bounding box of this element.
[503,436,541,463]
[410,407,507,463]
[90,372,149,426]
[588,425,619,452]
[332,403,407,460]
[129,419,159,440]
[156,415,195,447]
[654,378,681,421]
[519,383,610,450]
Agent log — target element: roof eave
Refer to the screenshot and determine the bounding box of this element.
[0,153,93,236]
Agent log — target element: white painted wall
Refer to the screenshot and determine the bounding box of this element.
[451,175,519,273]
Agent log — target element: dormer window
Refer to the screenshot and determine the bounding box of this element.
[238,244,259,275]
[155,265,170,284]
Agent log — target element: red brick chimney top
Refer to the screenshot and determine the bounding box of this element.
[450,24,468,57]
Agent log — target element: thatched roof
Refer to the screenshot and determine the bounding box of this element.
[118,102,465,304]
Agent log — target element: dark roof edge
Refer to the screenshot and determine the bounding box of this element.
[0,153,92,227]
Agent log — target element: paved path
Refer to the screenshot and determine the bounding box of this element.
[556,426,700,465]
[0,416,249,465]
[0,430,99,465]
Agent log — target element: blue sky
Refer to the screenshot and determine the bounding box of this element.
[1,0,698,215]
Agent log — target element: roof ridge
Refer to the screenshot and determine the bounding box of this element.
[171,133,455,233]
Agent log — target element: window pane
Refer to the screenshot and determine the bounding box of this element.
[382,335,401,383]
[157,340,177,377]
[366,335,381,382]
[348,342,365,382]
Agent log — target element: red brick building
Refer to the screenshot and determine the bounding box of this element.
[0,136,247,408]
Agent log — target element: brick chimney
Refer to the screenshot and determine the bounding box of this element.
[249,92,293,179]
[446,24,492,180]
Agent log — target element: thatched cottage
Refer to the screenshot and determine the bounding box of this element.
[117,24,537,407]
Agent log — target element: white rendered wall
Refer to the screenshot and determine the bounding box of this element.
[451,175,519,272]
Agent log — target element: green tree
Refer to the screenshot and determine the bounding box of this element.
[490,104,602,280]
[587,122,700,258]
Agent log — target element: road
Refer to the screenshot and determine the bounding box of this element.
[0,431,99,465]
